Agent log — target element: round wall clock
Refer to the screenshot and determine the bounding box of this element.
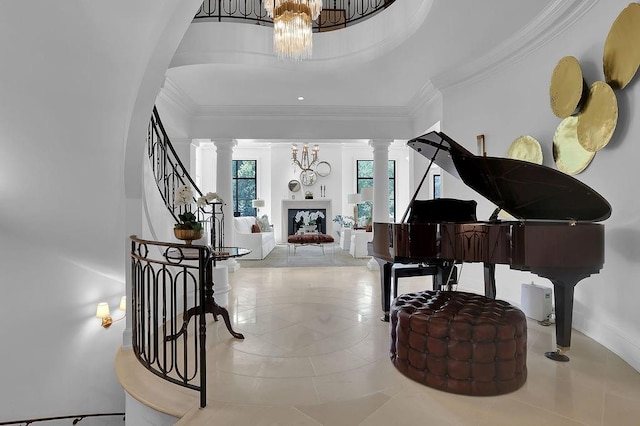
[300,169,317,186]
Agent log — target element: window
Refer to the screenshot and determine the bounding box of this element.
[356,160,395,223]
[433,174,441,199]
[232,160,257,217]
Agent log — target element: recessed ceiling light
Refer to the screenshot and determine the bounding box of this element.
[297,96,304,101]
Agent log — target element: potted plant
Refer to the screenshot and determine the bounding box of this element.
[365,215,373,232]
[295,210,325,233]
[332,215,355,228]
[173,185,205,244]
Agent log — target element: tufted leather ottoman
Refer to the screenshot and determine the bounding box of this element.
[390,290,527,396]
[287,233,335,244]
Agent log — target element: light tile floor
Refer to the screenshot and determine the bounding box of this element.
[118,266,640,425]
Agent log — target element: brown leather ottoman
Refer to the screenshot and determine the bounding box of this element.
[287,233,335,244]
[287,233,335,256]
[390,290,527,396]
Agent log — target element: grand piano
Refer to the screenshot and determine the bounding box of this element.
[371,131,611,361]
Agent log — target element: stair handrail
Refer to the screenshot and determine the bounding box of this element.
[130,236,210,408]
[193,0,397,32]
[147,106,224,248]
[0,412,125,425]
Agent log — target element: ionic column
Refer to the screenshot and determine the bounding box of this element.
[210,139,237,307]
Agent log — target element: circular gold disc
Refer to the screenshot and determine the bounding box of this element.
[506,135,543,164]
[550,56,585,118]
[553,116,595,175]
[603,3,640,90]
[576,81,618,152]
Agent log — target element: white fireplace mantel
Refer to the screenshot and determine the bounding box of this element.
[281,199,332,241]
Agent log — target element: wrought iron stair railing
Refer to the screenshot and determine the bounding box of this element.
[0,412,124,425]
[130,236,210,408]
[140,108,231,408]
[194,0,396,32]
[147,106,224,248]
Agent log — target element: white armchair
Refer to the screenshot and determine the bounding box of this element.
[349,230,373,258]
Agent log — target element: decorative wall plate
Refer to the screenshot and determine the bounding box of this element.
[550,56,587,118]
[315,161,332,177]
[603,3,640,90]
[553,116,595,175]
[505,135,543,164]
[576,81,618,152]
[300,169,317,186]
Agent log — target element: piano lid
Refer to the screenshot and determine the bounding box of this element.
[408,131,611,222]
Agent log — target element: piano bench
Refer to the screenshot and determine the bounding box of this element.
[390,290,527,396]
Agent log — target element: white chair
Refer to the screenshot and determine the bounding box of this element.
[349,230,372,258]
[339,227,352,250]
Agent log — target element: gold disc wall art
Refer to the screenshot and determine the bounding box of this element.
[603,3,640,90]
[576,81,618,152]
[553,116,596,175]
[506,135,543,164]
[549,56,587,118]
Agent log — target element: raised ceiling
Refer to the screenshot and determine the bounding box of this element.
[160,0,593,140]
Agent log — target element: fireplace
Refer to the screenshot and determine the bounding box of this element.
[281,199,332,242]
[287,208,327,235]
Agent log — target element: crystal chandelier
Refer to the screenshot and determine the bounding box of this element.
[291,143,319,171]
[264,0,323,60]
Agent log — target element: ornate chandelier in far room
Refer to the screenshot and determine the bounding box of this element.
[264,0,323,60]
[291,143,319,171]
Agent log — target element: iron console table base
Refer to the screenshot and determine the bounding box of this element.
[166,246,250,341]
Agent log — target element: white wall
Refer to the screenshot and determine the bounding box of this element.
[0,0,201,423]
[416,0,640,370]
[213,141,415,244]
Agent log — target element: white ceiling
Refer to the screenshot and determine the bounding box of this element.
[161,0,579,141]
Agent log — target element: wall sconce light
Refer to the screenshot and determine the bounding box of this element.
[96,296,126,329]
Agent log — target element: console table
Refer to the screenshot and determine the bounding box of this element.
[165,246,250,340]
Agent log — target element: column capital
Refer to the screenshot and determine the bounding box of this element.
[213,138,237,151]
[191,138,214,148]
[369,139,392,150]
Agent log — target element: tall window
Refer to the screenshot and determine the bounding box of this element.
[232,160,257,216]
[433,174,441,199]
[356,160,395,223]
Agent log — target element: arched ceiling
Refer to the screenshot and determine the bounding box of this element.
[159,0,592,140]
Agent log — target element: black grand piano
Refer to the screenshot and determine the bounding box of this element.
[371,131,611,362]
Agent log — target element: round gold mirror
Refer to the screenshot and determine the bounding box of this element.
[505,135,543,164]
[288,180,301,192]
[603,3,640,90]
[549,56,587,118]
[553,116,596,175]
[576,81,618,152]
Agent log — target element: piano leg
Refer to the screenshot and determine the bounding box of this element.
[545,277,578,362]
[375,259,392,322]
[483,263,497,299]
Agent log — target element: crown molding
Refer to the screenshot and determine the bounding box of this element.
[406,80,441,118]
[193,104,411,121]
[158,77,198,115]
[432,0,599,91]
